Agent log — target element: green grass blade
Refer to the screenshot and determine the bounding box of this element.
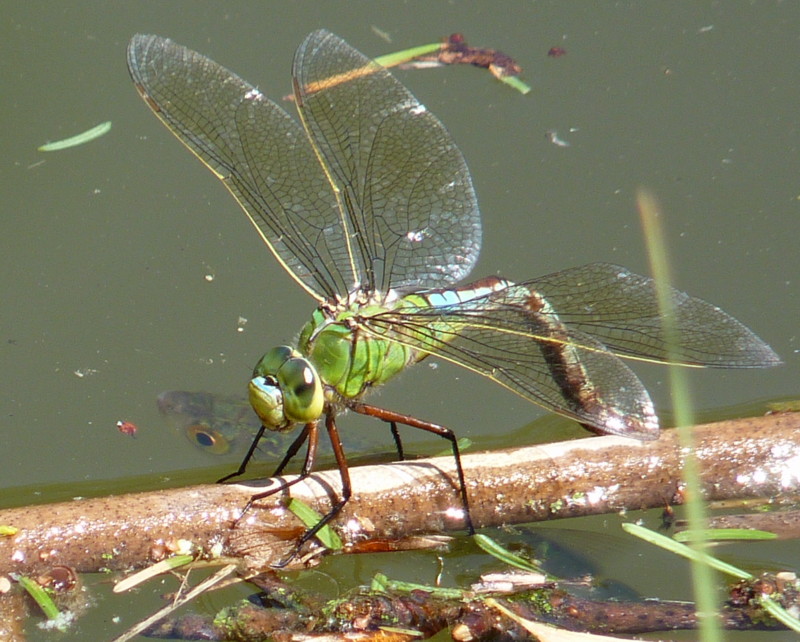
[474,533,548,575]
[18,575,61,620]
[498,75,531,94]
[287,498,342,550]
[637,187,721,641]
[622,523,753,580]
[760,594,800,633]
[375,43,441,68]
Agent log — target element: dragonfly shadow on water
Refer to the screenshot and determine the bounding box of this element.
[128,30,780,566]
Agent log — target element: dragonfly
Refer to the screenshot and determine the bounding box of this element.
[127,31,780,562]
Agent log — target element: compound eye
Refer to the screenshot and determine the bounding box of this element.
[249,375,287,429]
[279,357,324,423]
[252,346,296,378]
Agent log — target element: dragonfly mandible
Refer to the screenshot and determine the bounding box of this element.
[127,31,780,563]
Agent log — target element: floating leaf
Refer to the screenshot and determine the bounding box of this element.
[370,572,464,599]
[673,528,777,543]
[38,121,112,151]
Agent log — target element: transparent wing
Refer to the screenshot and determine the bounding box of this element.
[293,30,481,295]
[360,267,779,438]
[525,263,781,368]
[362,290,659,439]
[127,34,356,300]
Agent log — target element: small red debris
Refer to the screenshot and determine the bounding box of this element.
[116,420,138,437]
[547,47,567,58]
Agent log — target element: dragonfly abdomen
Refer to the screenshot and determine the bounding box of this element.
[423,276,514,308]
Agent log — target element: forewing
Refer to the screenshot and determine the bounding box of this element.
[127,34,352,300]
[292,30,481,295]
[526,263,781,368]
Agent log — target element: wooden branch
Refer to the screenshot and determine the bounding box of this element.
[1,412,798,576]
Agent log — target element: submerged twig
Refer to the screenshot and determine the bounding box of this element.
[112,563,237,642]
[145,569,800,639]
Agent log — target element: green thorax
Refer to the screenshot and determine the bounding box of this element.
[297,292,432,400]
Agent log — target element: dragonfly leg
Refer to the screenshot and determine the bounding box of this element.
[389,421,405,460]
[348,401,474,535]
[217,423,268,483]
[236,421,319,523]
[273,413,352,568]
[272,423,312,476]
[220,418,313,485]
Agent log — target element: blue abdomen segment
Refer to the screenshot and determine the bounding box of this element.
[424,277,513,309]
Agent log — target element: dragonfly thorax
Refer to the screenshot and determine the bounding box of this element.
[249,291,417,433]
[296,297,416,402]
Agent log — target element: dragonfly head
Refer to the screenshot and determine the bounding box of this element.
[249,346,324,432]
